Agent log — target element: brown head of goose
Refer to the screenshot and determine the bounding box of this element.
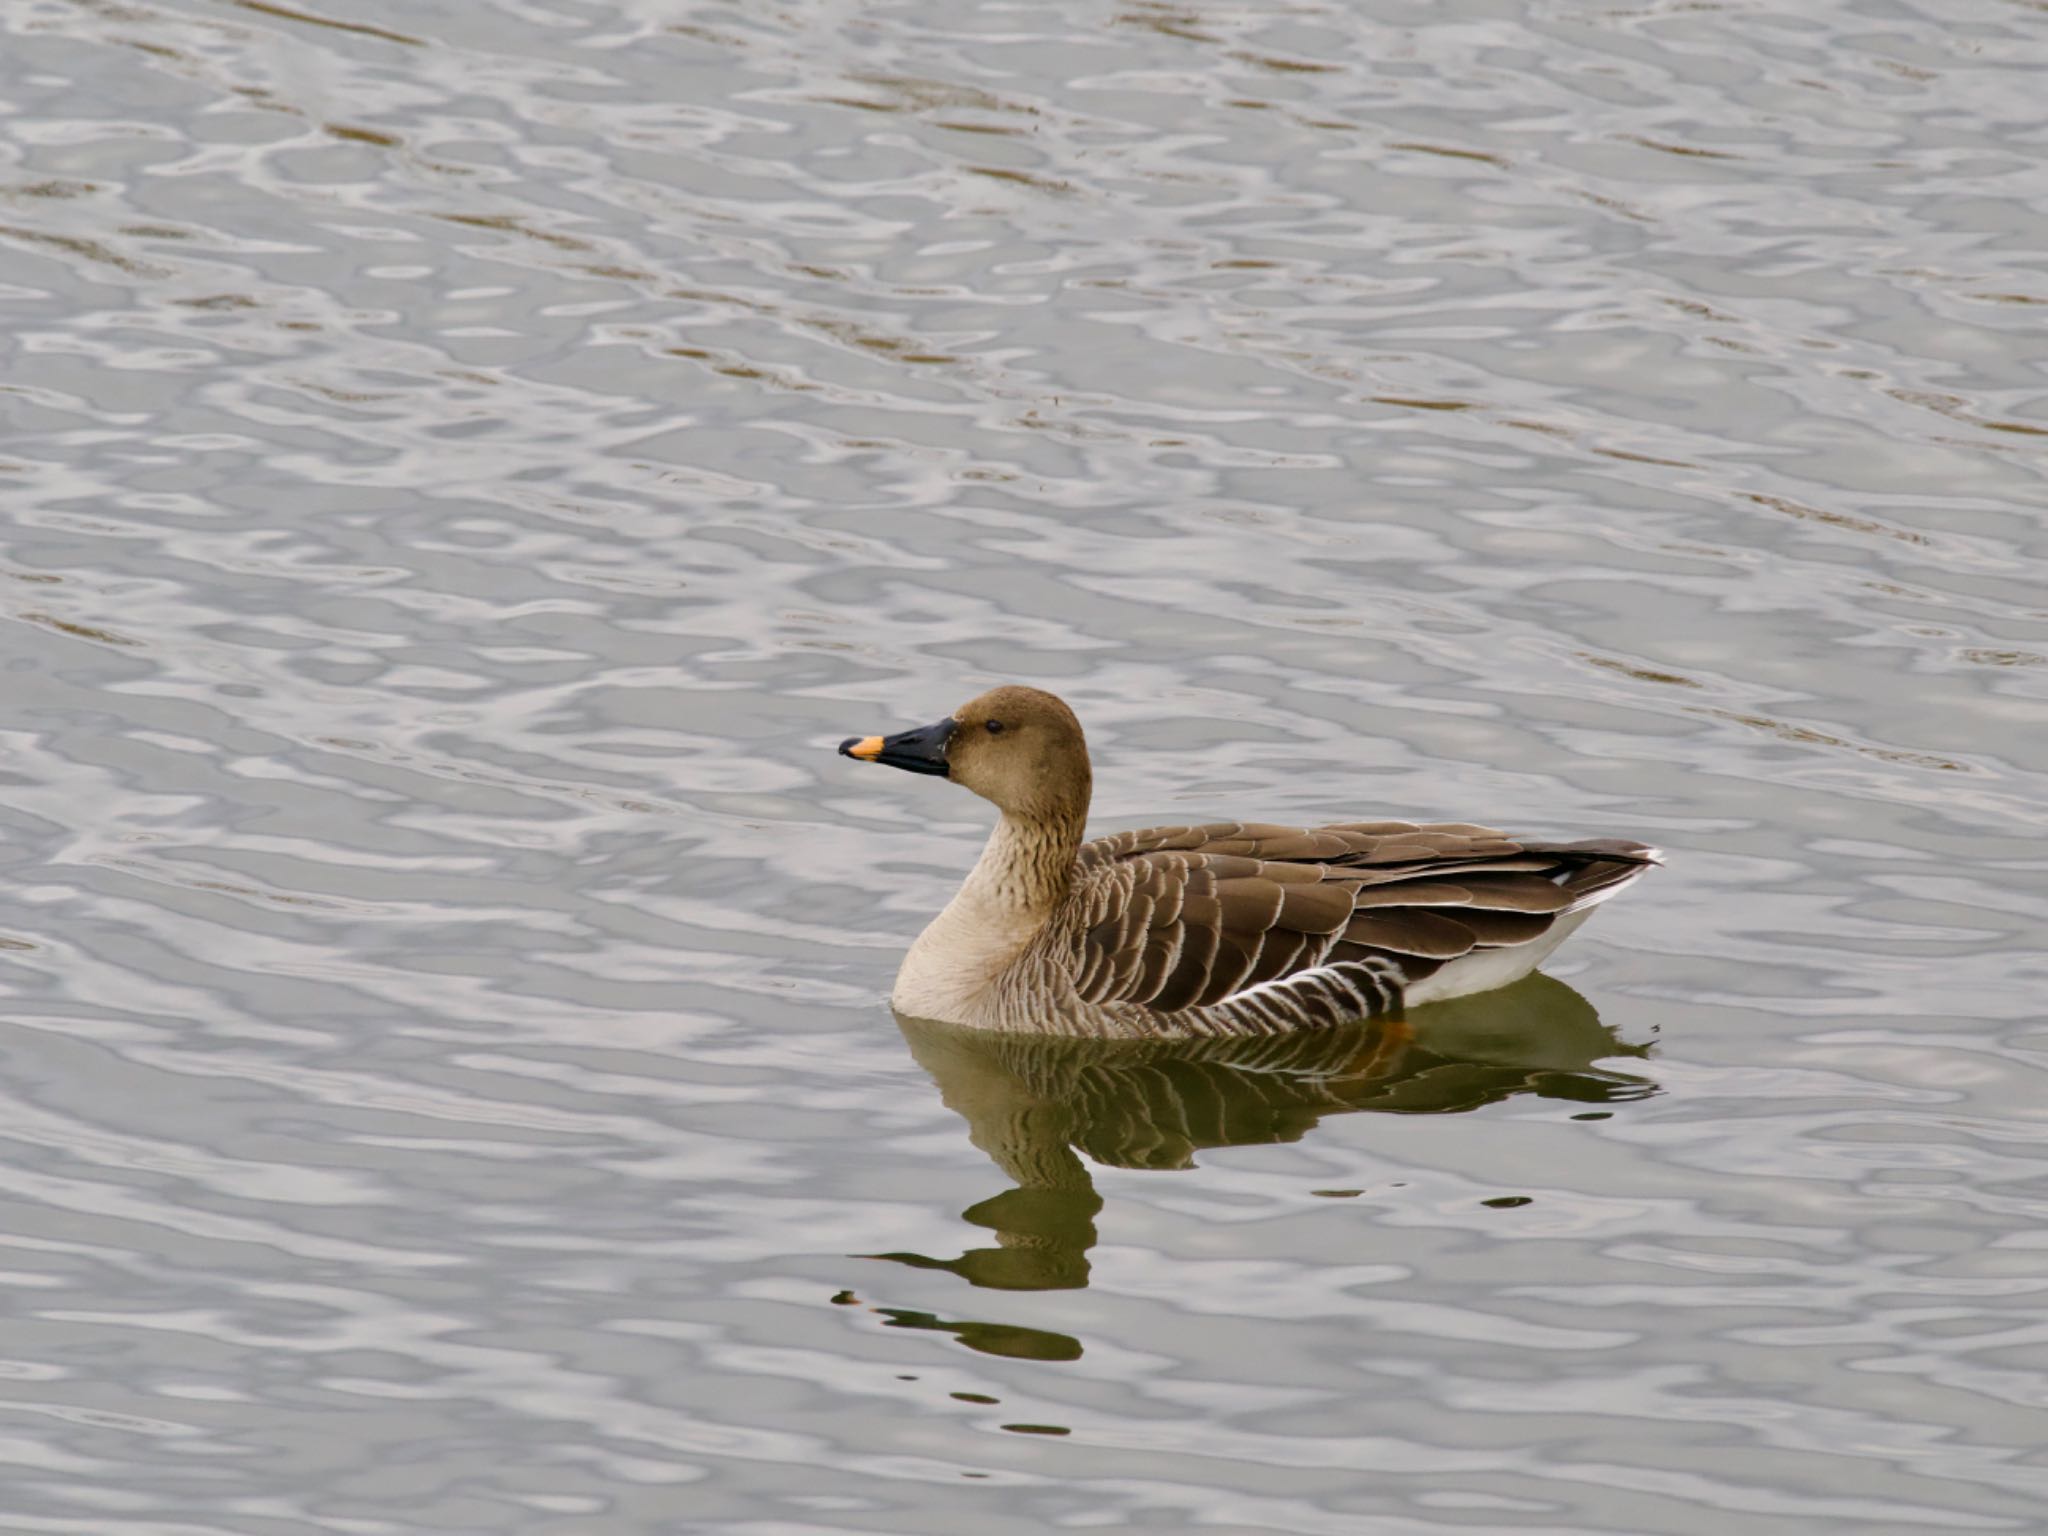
[839,685,1660,1037]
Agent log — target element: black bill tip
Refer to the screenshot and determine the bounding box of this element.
[837,718,955,777]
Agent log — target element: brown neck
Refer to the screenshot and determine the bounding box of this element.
[892,771,1091,1021]
[965,799,1087,916]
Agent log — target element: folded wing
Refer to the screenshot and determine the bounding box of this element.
[1073,821,1659,1025]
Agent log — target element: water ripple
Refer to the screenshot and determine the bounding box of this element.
[0,0,2044,1530]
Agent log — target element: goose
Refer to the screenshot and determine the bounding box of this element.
[839,686,1660,1037]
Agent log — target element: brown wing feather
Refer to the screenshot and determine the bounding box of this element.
[1073,820,1659,1019]
[1444,875,1576,913]
[1342,910,1479,959]
[1276,880,1354,933]
[1244,927,1310,988]
[1215,878,1285,934]
[1450,907,1555,947]
[1133,924,1182,999]
[1203,926,1264,1003]
[1152,916,1219,1012]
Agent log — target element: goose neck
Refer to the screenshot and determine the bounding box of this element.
[963,809,1083,917]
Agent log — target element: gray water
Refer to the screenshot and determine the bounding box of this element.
[2,0,2046,1531]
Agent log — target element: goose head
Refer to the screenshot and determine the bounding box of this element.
[840,685,1091,824]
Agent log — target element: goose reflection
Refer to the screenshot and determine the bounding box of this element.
[870,974,1653,1293]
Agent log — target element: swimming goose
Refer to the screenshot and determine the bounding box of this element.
[839,686,1660,1037]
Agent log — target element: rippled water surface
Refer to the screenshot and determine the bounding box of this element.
[3,0,2046,1530]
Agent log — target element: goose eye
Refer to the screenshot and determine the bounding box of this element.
[985,720,1005,735]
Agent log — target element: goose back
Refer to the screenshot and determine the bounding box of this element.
[996,820,1659,1036]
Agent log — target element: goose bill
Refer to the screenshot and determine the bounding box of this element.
[838,717,956,777]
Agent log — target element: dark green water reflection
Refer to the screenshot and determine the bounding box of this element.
[872,975,1653,1294]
